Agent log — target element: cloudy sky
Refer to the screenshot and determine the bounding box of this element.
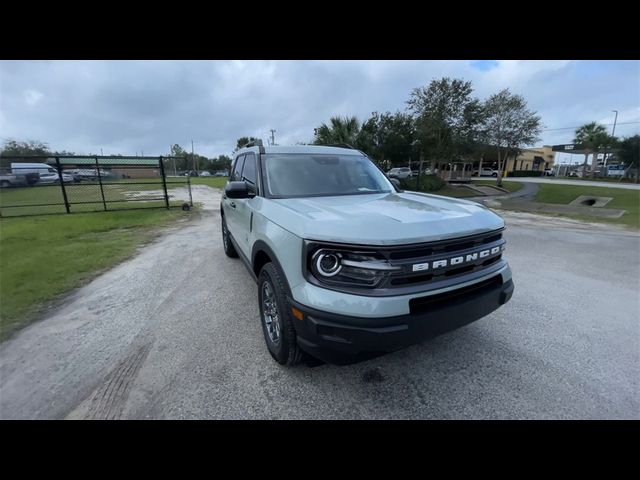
[1,60,638,163]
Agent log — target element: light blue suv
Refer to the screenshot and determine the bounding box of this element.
[221,142,514,365]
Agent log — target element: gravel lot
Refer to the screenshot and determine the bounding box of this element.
[1,187,638,419]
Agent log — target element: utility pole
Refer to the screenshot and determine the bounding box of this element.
[269,129,276,146]
[602,110,619,175]
[191,139,197,174]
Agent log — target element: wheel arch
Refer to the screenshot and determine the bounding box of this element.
[252,240,292,296]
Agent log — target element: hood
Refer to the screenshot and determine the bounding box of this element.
[264,191,505,245]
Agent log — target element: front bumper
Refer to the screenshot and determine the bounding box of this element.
[288,274,514,364]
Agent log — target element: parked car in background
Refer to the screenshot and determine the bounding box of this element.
[199,171,212,177]
[69,168,108,181]
[214,170,229,177]
[544,168,555,176]
[11,163,74,184]
[473,168,498,177]
[387,167,413,179]
[0,169,31,187]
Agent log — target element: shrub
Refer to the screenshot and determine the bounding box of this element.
[400,174,446,192]
[508,170,545,177]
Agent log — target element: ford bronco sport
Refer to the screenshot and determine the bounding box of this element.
[221,142,514,365]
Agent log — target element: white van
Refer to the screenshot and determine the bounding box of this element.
[11,163,74,183]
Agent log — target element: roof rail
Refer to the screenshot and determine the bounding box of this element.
[326,143,354,149]
[242,139,263,149]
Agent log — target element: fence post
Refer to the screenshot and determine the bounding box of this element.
[187,170,193,207]
[96,157,107,211]
[159,156,170,209]
[56,156,71,214]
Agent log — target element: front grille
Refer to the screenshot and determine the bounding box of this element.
[378,229,505,289]
[304,228,506,297]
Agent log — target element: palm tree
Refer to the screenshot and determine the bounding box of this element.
[573,122,610,178]
[313,116,361,146]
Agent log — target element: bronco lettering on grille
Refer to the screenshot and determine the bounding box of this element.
[412,245,504,272]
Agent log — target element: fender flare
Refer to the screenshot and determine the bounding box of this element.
[251,240,292,296]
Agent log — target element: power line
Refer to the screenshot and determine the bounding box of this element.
[542,121,640,132]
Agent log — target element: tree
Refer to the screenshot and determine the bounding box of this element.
[234,137,260,152]
[311,116,379,159]
[168,144,188,172]
[481,89,542,186]
[616,135,640,183]
[209,154,232,173]
[407,77,483,173]
[573,122,617,178]
[313,116,361,146]
[367,111,416,167]
[1,139,52,157]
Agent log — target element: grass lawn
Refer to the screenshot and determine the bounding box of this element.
[0,178,191,216]
[0,208,191,340]
[188,176,228,189]
[554,176,638,184]
[432,186,478,198]
[535,184,640,229]
[475,180,524,193]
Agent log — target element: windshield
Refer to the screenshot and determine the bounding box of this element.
[262,153,393,198]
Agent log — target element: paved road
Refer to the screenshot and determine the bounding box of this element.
[1,187,638,419]
[472,177,640,190]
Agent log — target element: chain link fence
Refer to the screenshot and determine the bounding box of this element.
[0,156,192,217]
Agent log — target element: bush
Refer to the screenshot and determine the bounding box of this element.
[400,174,446,192]
[508,170,545,177]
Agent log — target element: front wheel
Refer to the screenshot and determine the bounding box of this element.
[258,263,302,366]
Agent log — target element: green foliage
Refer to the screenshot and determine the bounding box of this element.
[508,170,545,177]
[407,77,484,165]
[313,116,361,146]
[235,136,260,152]
[573,122,618,177]
[366,111,417,166]
[481,88,542,185]
[573,122,610,150]
[616,135,639,170]
[1,139,52,157]
[399,174,446,192]
[481,89,542,152]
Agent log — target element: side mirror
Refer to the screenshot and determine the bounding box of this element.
[225,181,251,199]
[390,178,402,191]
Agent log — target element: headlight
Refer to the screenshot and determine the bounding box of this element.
[309,247,400,288]
[315,251,342,277]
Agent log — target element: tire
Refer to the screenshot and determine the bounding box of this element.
[221,215,238,258]
[0,180,10,188]
[258,263,302,366]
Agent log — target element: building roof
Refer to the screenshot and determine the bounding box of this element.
[57,157,159,165]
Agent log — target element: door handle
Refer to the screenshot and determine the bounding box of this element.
[229,202,236,209]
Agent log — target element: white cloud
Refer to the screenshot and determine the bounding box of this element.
[23,89,43,106]
[0,60,638,157]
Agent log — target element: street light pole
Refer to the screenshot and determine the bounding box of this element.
[603,110,619,169]
[611,110,619,137]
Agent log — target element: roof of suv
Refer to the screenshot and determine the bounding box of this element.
[234,144,364,157]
